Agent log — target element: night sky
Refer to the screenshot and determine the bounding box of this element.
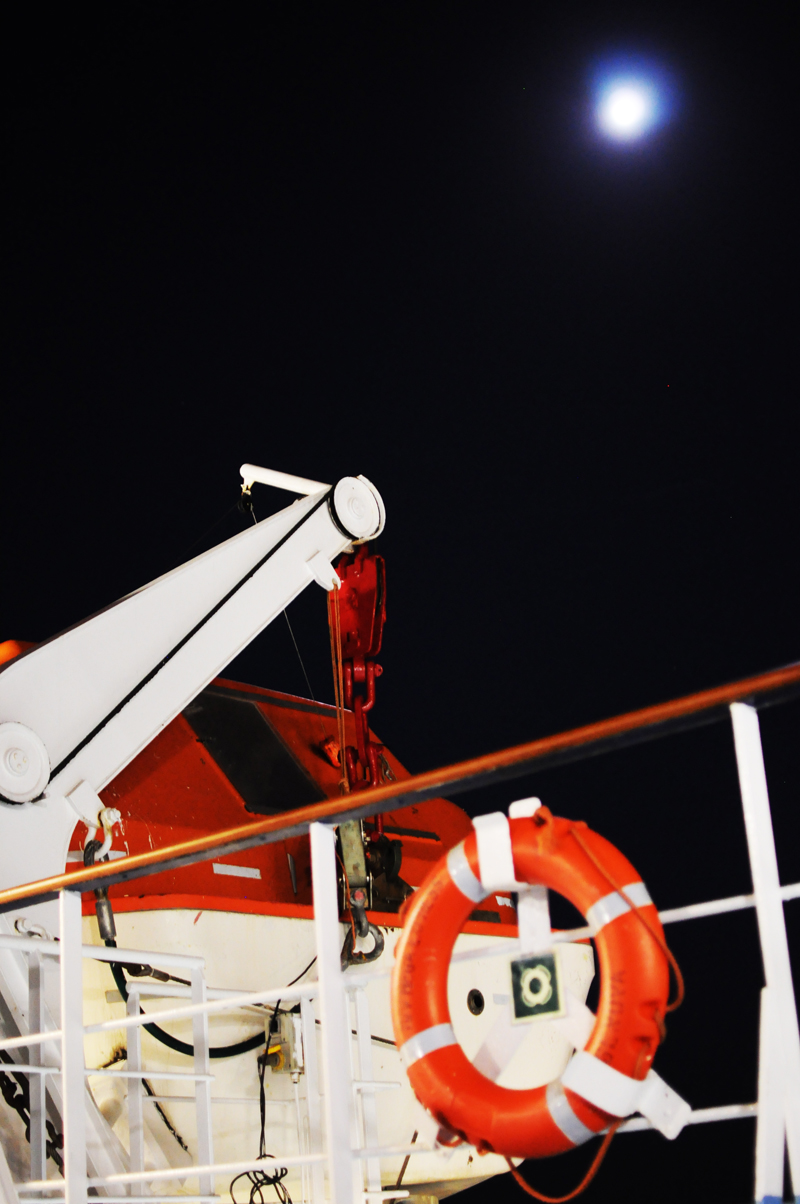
[6,5,799,1202]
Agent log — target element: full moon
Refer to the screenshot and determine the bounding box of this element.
[597,81,657,141]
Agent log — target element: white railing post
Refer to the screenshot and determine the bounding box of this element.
[353,988,381,1197]
[127,985,146,1192]
[27,951,46,1188]
[755,987,785,1204]
[191,965,214,1199]
[310,821,355,1204]
[0,1136,20,1204]
[301,993,325,1204]
[58,890,87,1204]
[730,702,800,1202]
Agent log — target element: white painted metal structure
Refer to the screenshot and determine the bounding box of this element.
[731,704,800,1204]
[0,726,795,1202]
[239,466,330,497]
[0,471,383,939]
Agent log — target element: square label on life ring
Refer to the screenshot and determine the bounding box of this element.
[510,952,565,1022]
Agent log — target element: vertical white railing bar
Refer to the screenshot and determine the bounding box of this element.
[191,966,214,1199]
[755,988,785,1204]
[353,989,381,1198]
[344,994,363,1204]
[58,891,87,1204]
[292,1075,307,1204]
[28,952,46,1189]
[300,994,325,1204]
[730,702,800,1202]
[127,986,146,1193]
[310,821,356,1204]
[0,1135,21,1204]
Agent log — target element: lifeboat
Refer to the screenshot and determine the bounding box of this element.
[68,677,593,1199]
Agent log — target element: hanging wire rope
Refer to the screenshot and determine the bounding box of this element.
[568,826,685,1031]
[282,610,318,704]
[327,586,349,793]
[506,1121,623,1203]
[227,964,322,1204]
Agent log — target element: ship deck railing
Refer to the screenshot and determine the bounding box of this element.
[0,663,797,1204]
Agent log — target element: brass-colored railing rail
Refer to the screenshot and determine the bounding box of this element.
[1,660,798,911]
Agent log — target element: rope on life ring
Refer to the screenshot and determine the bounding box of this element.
[390,803,689,1162]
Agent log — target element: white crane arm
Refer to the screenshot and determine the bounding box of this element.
[0,473,384,822]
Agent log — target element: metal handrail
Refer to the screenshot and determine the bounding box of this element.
[0,660,798,910]
[1,675,797,1202]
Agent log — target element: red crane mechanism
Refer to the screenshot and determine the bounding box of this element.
[327,543,388,798]
[325,545,406,961]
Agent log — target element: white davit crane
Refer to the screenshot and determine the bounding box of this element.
[0,469,385,929]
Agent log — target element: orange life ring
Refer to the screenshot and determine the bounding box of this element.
[390,806,670,1159]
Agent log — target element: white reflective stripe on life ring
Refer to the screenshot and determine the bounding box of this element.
[585,881,652,933]
[473,811,527,893]
[562,1050,644,1117]
[545,1080,595,1147]
[561,1052,691,1139]
[446,842,488,904]
[400,1023,458,1068]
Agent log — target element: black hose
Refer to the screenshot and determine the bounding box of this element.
[107,954,266,1059]
[87,838,265,1060]
[88,842,317,1060]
